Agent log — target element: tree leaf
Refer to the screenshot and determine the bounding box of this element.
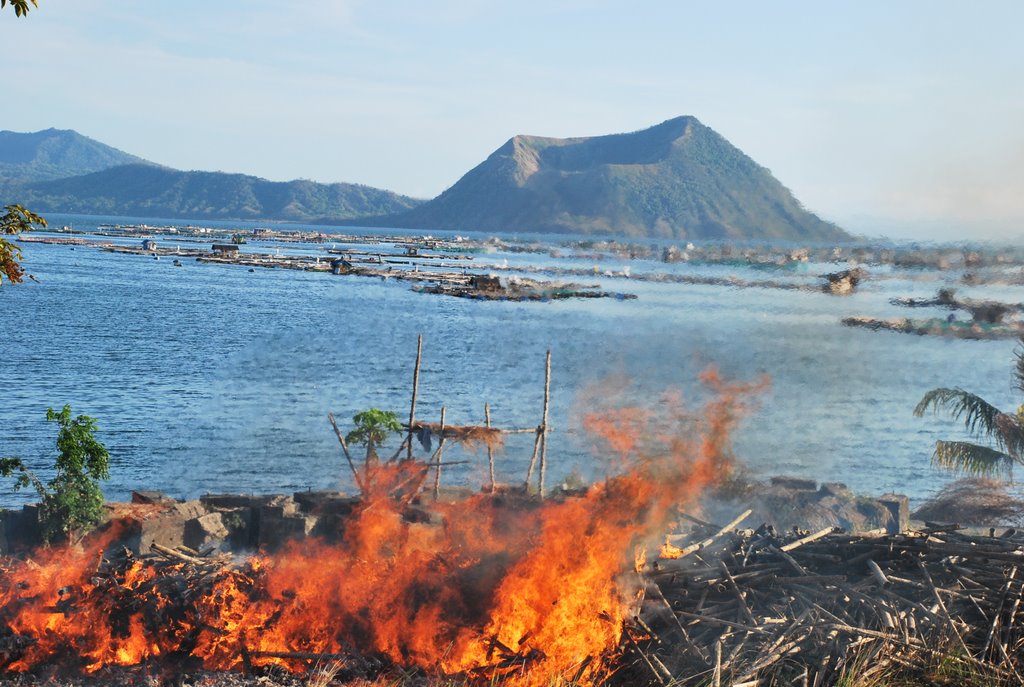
[914,387,1004,438]
[932,441,1014,477]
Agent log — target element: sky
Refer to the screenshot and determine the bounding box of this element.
[3,1,1023,240]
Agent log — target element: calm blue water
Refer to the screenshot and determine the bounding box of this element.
[2,214,1021,508]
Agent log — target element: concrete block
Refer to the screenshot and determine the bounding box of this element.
[258,513,318,552]
[184,512,230,550]
[770,476,818,492]
[131,491,177,505]
[117,500,206,555]
[879,494,910,534]
[168,500,208,521]
[5,505,41,549]
[819,482,851,497]
[293,491,354,513]
[201,494,279,510]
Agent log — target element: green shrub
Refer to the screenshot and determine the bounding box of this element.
[0,404,110,543]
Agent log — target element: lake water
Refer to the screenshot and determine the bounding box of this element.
[3,214,1022,508]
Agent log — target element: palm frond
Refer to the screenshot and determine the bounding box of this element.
[995,412,1024,459]
[1014,336,1024,394]
[914,388,1004,437]
[932,441,1014,478]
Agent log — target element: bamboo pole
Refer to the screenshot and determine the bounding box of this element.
[485,403,496,493]
[433,406,446,499]
[780,526,836,552]
[712,636,722,687]
[407,334,423,461]
[525,426,542,490]
[328,412,364,493]
[538,350,552,498]
[664,509,753,557]
[386,433,411,463]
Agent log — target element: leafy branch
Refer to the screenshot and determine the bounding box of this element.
[345,408,402,468]
[0,0,38,17]
[1,204,47,285]
[1,405,110,543]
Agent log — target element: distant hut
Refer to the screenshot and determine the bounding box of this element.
[823,267,867,295]
[141,239,158,252]
[211,244,240,255]
[469,274,503,293]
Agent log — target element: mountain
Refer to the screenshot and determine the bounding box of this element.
[0,120,846,237]
[8,163,422,222]
[0,128,151,182]
[365,116,847,241]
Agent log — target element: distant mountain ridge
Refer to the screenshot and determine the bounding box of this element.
[0,128,422,222]
[363,116,847,241]
[0,128,151,182]
[9,164,422,223]
[0,120,847,239]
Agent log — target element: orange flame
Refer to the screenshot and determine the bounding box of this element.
[0,368,767,684]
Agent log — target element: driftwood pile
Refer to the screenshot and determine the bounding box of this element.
[626,515,1024,686]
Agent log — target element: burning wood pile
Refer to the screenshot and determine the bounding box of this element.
[3,345,1018,687]
[0,365,769,686]
[3,507,1023,686]
[630,517,1024,685]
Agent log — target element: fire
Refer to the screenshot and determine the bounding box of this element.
[0,368,766,684]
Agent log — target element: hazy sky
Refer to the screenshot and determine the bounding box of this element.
[4,2,1023,240]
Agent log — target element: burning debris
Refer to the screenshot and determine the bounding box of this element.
[0,352,767,686]
[3,343,1021,687]
[5,504,1024,686]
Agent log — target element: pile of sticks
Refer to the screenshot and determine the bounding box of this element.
[0,542,227,674]
[626,516,1024,686]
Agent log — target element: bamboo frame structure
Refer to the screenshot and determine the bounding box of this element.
[329,336,556,499]
[406,334,423,461]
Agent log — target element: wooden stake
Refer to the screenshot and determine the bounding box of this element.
[538,350,551,497]
[485,403,496,493]
[407,334,423,461]
[239,633,253,676]
[525,426,542,490]
[433,406,446,499]
[328,413,364,493]
[386,433,411,462]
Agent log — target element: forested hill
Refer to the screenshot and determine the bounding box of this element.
[360,116,848,241]
[9,164,423,222]
[0,128,151,183]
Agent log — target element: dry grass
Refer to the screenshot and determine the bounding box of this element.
[411,422,505,452]
[306,660,345,687]
[913,478,1024,526]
